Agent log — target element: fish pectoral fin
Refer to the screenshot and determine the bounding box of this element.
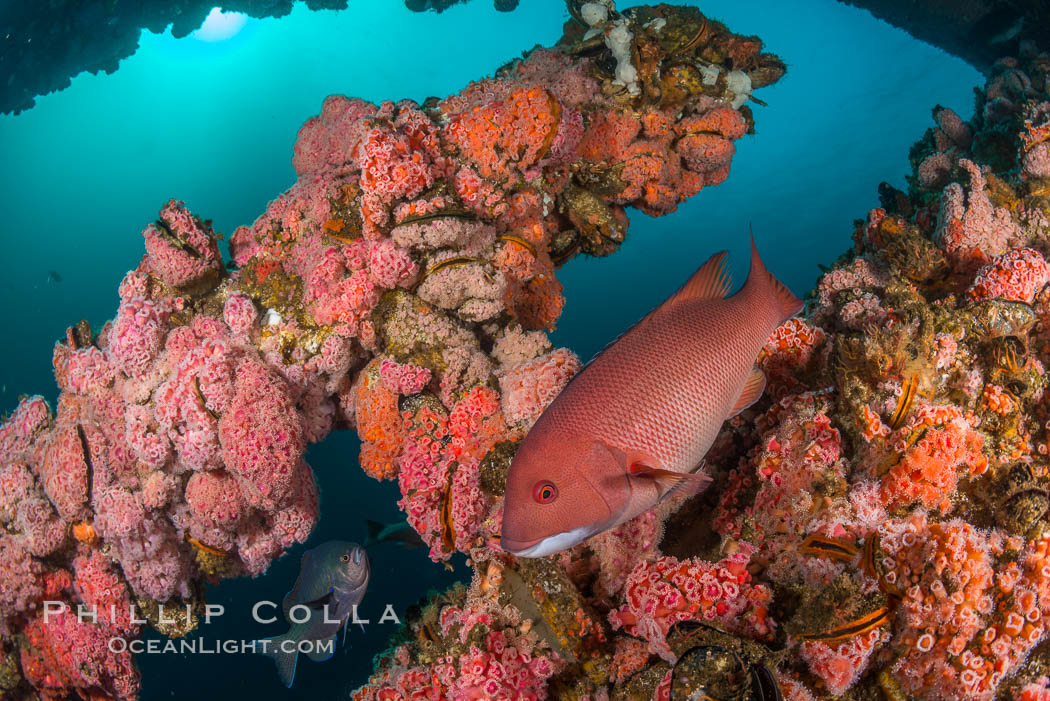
[304,589,335,610]
[628,462,710,493]
[671,462,713,498]
[663,250,732,309]
[728,367,766,418]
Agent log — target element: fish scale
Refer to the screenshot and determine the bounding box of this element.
[552,290,774,471]
[501,237,802,557]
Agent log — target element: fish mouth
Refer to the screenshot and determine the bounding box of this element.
[500,525,599,558]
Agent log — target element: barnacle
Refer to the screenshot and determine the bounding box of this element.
[659,622,784,700]
[658,61,708,109]
[887,372,918,430]
[499,565,570,659]
[867,214,948,285]
[996,462,1050,538]
[478,440,517,496]
[326,180,364,239]
[834,320,917,382]
[991,335,1029,373]
[185,535,236,578]
[794,534,901,646]
[68,319,93,350]
[558,184,628,257]
[670,645,752,700]
[135,587,206,638]
[478,559,503,598]
[970,299,1037,338]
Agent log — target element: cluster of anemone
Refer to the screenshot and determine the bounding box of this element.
[0,4,783,699]
[20,2,1050,700]
[355,28,1050,701]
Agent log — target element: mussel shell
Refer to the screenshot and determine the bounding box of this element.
[748,55,787,90]
[547,229,581,266]
[1002,334,1028,354]
[970,299,1036,337]
[670,645,751,701]
[478,440,518,497]
[670,619,709,637]
[1006,462,1038,492]
[564,32,607,56]
[750,664,783,701]
[71,319,93,349]
[594,50,619,80]
[1002,490,1050,536]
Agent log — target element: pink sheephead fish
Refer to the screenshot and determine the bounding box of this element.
[500,235,803,557]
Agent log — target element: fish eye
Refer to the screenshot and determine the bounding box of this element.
[533,481,557,504]
[341,553,350,562]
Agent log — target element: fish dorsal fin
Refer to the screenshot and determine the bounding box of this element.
[577,251,731,370]
[746,229,803,321]
[729,367,766,417]
[661,251,732,310]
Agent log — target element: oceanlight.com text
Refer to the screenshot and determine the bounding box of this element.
[107,638,336,655]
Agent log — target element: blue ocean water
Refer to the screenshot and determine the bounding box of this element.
[0,1,981,698]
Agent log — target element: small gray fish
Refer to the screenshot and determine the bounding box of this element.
[969,6,1025,46]
[46,270,62,284]
[256,541,369,687]
[363,519,427,549]
[990,16,1024,45]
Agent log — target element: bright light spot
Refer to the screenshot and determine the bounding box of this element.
[191,8,247,42]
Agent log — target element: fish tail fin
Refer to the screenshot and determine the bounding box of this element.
[255,633,299,688]
[305,633,337,662]
[746,226,803,322]
[363,519,384,548]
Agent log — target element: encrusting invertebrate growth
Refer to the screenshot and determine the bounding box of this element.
[0,4,786,698]
[7,1,1050,699]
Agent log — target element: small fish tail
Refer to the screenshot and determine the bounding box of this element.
[746,227,803,322]
[255,632,299,688]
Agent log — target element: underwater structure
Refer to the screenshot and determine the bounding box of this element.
[5,0,1050,117]
[3,0,1050,699]
[839,0,1048,75]
[0,0,519,116]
